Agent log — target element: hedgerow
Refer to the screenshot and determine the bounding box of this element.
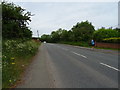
[2,40,40,88]
[102,37,120,43]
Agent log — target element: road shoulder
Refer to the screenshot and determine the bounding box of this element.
[16,44,55,88]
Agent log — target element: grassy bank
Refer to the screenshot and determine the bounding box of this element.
[94,47,120,51]
[2,39,40,88]
[59,41,91,47]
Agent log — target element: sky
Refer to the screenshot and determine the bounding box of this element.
[7,0,119,37]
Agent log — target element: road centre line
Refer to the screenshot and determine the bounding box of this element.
[71,51,87,58]
[100,63,120,71]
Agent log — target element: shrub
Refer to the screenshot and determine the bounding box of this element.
[93,28,118,42]
[2,39,40,88]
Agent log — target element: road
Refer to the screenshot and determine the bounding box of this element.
[17,43,119,88]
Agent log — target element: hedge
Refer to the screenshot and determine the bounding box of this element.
[102,37,120,43]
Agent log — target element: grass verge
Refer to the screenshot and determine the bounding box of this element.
[59,41,119,51]
[59,41,90,47]
[94,47,120,51]
[2,39,40,88]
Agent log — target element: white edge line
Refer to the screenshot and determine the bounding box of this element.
[72,51,87,58]
[100,63,120,71]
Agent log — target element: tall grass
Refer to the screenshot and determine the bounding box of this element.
[2,39,40,88]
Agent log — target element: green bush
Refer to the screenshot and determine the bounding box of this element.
[93,28,118,42]
[2,39,40,88]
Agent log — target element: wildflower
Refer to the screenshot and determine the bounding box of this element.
[2,55,6,58]
[9,80,12,82]
[4,56,6,58]
[11,57,15,60]
[22,65,24,67]
[11,63,15,65]
[11,57,15,62]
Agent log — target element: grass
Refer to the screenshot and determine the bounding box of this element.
[59,41,119,51]
[94,47,120,51]
[2,39,40,88]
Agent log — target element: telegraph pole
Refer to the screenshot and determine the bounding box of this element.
[37,30,39,38]
[37,30,39,41]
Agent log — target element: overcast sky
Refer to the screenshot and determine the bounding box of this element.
[12,1,118,37]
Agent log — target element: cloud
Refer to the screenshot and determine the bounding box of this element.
[13,2,117,37]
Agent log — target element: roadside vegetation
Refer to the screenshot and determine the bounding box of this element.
[2,40,40,88]
[40,21,120,49]
[2,2,40,88]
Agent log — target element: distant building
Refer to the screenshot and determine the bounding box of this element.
[32,37,41,42]
[118,1,120,28]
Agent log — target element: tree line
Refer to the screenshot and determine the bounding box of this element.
[2,1,119,43]
[40,21,120,43]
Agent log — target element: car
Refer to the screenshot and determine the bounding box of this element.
[43,41,46,43]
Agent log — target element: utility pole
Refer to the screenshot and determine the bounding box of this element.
[37,30,39,41]
[37,30,39,38]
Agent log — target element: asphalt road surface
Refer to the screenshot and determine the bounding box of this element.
[17,43,119,88]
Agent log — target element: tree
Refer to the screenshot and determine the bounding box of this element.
[50,28,62,42]
[67,30,74,41]
[72,21,95,42]
[60,29,69,41]
[2,2,33,39]
[40,34,51,42]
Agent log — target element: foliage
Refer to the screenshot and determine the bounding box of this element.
[102,37,120,43]
[2,40,40,88]
[40,34,51,42]
[2,1,40,88]
[60,29,71,41]
[71,21,95,41]
[40,21,95,43]
[50,28,69,42]
[2,1,33,39]
[93,27,119,42]
[50,30,60,43]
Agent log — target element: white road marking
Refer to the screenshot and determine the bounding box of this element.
[71,51,87,58]
[100,63,120,71]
